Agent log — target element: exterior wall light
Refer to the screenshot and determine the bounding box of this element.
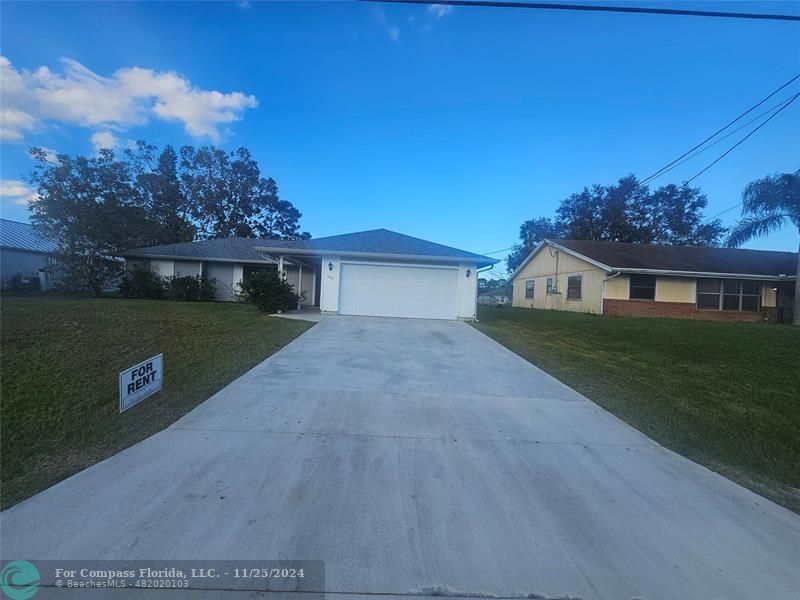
[328,261,334,272]
[466,269,471,278]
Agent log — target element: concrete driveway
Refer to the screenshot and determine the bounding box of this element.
[3,316,799,599]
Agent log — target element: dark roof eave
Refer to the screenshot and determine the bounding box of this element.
[611,267,797,280]
[119,252,276,264]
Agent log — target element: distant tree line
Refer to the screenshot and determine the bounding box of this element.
[27,143,309,295]
[506,175,726,272]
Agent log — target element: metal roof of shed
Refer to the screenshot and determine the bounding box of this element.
[0,219,57,253]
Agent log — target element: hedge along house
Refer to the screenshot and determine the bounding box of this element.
[121,229,498,320]
[509,239,797,323]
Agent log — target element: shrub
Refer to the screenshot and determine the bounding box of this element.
[198,276,216,301]
[120,268,166,299]
[164,275,216,301]
[236,271,298,313]
[166,275,199,301]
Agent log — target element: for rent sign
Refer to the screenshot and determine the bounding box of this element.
[119,354,163,412]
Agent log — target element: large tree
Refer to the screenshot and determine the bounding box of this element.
[27,142,311,295]
[507,176,726,272]
[180,146,309,240]
[127,142,195,244]
[726,171,800,325]
[506,217,563,273]
[28,148,155,295]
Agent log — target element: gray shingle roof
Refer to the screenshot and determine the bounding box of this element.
[121,237,275,262]
[0,219,57,253]
[554,239,797,277]
[122,229,498,266]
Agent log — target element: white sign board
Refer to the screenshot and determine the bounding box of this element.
[119,354,163,412]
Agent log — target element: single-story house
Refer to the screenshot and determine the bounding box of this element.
[120,229,498,320]
[0,218,61,290]
[509,239,797,323]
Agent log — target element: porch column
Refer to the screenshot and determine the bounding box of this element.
[278,255,285,280]
[297,263,303,309]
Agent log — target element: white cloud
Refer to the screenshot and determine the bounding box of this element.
[428,4,454,19]
[0,55,258,143]
[91,131,118,152]
[387,26,400,41]
[0,179,39,206]
[0,108,37,141]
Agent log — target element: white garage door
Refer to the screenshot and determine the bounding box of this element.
[339,262,459,320]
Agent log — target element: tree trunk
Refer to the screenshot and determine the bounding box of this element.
[794,239,800,325]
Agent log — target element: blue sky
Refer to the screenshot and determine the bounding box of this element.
[1,1,798,275]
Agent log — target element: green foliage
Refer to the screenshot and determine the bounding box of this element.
[120,269,216,301]
[726,171,800,325]
[507,175,727,272]
[165,275,217,302]
[26,143,310,297]
[236,271,298,313]
[179,146,310,240]
[120,268,167,299]
[127,143,196,244]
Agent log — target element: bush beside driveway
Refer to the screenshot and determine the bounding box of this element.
[0,296,312,508]
[473,306,800,513]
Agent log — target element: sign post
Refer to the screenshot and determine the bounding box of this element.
[119,354,163,413]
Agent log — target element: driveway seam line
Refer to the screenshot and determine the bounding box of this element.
[171,426,653,447]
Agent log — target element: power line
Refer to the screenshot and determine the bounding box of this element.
[642,94,799,184]
[481,245,515,255]
[685,93,800,184]
[706,202,744,222]
[640,73,800,185]
[362,0,800,21]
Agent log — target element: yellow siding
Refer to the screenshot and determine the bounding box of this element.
[512,247,605,314]
[655,277,695,303]
[605,275,629,300]
[762,284,777,308]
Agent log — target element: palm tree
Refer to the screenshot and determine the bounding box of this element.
[726,171,800,325]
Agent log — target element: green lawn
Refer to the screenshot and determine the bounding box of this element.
[473,306,800,512]
[0,296,312,509]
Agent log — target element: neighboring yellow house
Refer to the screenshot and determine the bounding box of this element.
[509,239,797,323]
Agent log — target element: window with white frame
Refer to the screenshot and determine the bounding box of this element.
[546,278,554,294]
[697,279,761,311]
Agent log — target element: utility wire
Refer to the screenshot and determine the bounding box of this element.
[362,0,800,21]
[685,93,799,184]
[481,245,516,255]
[640,73,800,185]
[706,202,744,222]
[641,94,799,185]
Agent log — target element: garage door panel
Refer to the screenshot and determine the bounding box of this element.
[339,263,459,320]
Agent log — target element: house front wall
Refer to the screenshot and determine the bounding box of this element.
[603,274,778,321]
[129,258,316,305]
[512,245,782,322]
[511,249,605,314]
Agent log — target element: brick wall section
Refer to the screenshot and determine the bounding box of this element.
[603,299,763,322]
